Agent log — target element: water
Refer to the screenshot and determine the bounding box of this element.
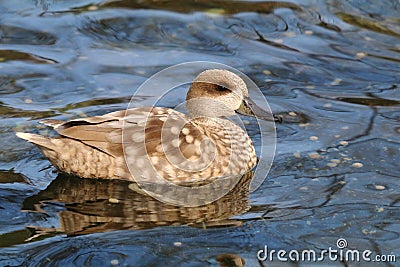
[0,0,399,266]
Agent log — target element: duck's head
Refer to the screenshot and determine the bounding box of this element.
[186,69,280,122]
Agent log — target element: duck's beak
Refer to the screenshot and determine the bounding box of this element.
[236,96,282,122]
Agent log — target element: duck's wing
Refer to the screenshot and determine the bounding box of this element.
[43,107,208,162]
[123,108,207,156]
[40,109,128,157]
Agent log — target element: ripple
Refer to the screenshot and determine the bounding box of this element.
[0,102,56,119]
[336,12,400,37]
[336,97,400,106]
[102,0,301,14]
[0,50,57,64]
[0,25,56,45]
[80,12,234,55]
[0,77,24,95]
[0,169,30,184]
[0,0,399,265]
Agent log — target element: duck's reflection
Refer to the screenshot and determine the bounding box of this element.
[22,172,253,237]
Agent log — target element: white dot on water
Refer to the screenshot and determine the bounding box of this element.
[376,207,384,212]
[339,141,349,146]
[110,259,119,266]
[374,185,386,190]
[330,78,342,85]
[308,152,320,159]
[263,70,272,75]
[351,162,363,168]
[284,31,296,37]
[88,5,98,11]
[355,52,366,59]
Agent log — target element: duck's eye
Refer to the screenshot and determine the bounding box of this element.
[215,84,230,91]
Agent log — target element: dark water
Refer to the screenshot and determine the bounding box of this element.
[0,0,399,266]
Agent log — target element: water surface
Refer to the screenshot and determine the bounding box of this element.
[0,0,399,266]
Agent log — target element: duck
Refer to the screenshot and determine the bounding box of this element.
[16,69,279,184]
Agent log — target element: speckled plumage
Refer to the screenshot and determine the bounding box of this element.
[16,69,274,184]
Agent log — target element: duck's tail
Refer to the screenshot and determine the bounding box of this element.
[16,132,57,151]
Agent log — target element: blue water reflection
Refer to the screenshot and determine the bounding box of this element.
[0,0,399,266]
